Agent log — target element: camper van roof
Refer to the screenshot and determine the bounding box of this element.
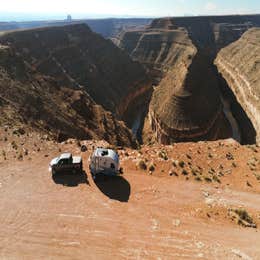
[60,153,72,159]
[94,148,119,163]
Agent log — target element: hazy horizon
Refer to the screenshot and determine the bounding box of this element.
[0,0,259,22]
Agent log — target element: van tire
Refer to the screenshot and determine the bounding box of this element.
[52,169,56,176]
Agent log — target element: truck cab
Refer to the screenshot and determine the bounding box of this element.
[49,153,82,175]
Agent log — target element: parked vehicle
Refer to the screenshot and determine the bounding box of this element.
[49,153,82,175]
[89,148,120,178]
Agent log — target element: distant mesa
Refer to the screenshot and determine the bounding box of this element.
[66,14,72,22]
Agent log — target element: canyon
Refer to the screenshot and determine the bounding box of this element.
[0,15,260,259]
[0,24,152,147]
[0,15,259,148]
[118,15,260,145]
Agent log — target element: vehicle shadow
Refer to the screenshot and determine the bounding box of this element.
[52,171,89,187]
[94,175,131,202]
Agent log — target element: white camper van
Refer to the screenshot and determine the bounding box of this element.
[89,148,120,178]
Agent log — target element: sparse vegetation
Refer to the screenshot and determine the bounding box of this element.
[208,153,213,158]
[17,152,23,161]
[157,150,168,160]
[148,164,155,172]
[204,176,212,183]
[232,162,237,168]
[172,160,178,167]
[186,153,192,160]
[11,141,18,150]
[178,160,185,168]
[229,208,257,228]
[195,176,202,182]
[212,175,221,183]
[137,160,147,170]
[226,152,234,160]
[254,173,260,181]
[1,150,6,160]
[182,169,189,176]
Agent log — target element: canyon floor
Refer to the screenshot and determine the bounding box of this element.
[0,128,260,259]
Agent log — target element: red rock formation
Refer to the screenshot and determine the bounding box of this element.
[0,24,153,147]
[215,28,260,144]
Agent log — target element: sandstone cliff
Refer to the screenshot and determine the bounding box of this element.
[215,28,260,144]
[0,24,152,146]
[118,15,260,144]
[0,24,150,119]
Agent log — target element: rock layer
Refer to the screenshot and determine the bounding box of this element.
[118,15,260,144]
[215,28,260,144]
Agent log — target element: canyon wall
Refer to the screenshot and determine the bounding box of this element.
[0,24,151,122]
[118,15,260,144]
[215,28,260,144]
[0,24,153,146]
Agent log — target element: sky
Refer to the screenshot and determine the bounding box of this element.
[0,0,259,21]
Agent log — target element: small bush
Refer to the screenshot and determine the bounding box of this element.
[208,153,213,158]
[204,176,212,183]
[254,174,260,181]
[17,152,23,161]
[226,152,234,160]
[137,160,147,170]
[178,161,185,168]
[191,168,197,176]
[186,154,192,160]
[172,160,179,167]
[229,208,256,228]
[11,141,18,150]
[158,150,168,160]
[195,176,202,182]
[232,162,237,168]
[148,164,155,172]
[212,175,221,183]
[182,169,189,176]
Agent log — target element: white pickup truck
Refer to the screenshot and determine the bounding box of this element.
[49,153,83,175]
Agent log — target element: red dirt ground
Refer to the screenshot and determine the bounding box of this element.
[0,128,260,259]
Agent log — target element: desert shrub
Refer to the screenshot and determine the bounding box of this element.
[229,208,256,228]
[191,169,197,176]
[254,174,260,181]
[212,175,221,183]
[208,153,213,158]
[158,150,168,160]
[232,162,237,168]
[11,141,18,150]
[172,160,178,167]
[137,160,147,170]
[17,152,23,161]
[148,164,155,172]
[178,161,185,168]
[186,154,192,160]
[204,176,212,183]
[182,169,189,176]
[226,152,234,160]
[195,176,202,182]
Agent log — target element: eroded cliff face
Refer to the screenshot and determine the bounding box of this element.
[118,15,260,144]
[0,24,153,147]
[215,28,260,144]
[0,24,151,117]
